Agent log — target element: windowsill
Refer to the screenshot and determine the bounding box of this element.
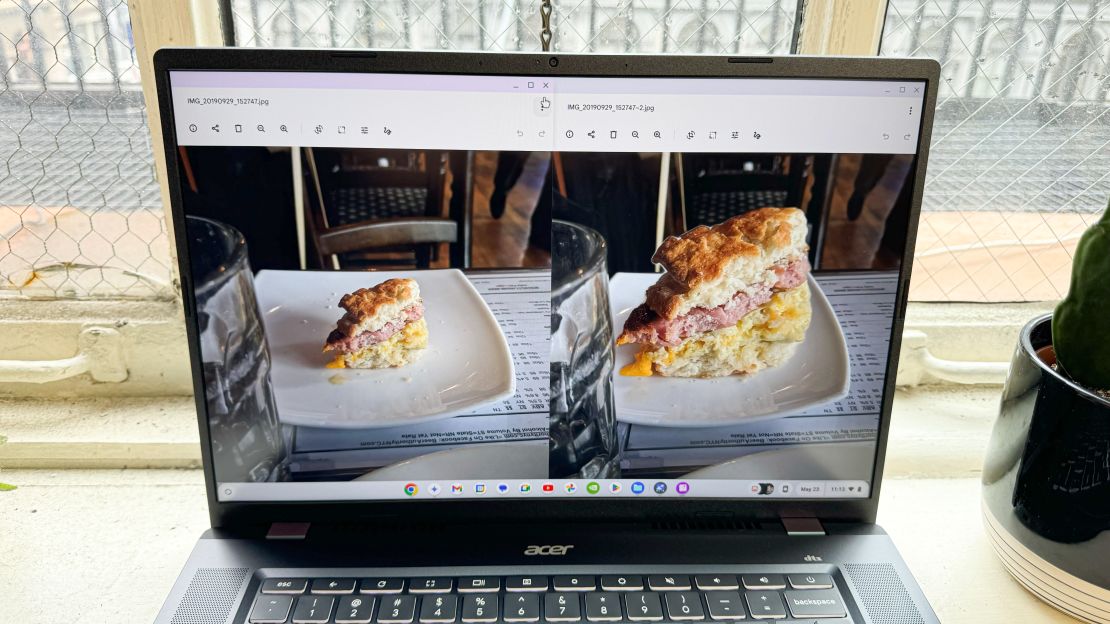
[0,385,1001,478]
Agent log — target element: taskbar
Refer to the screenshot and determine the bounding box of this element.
[217,479,870,502]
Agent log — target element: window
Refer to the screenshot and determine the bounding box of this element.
[227,0,799,54]
[881,0,1110,302]
[0,0,171,299]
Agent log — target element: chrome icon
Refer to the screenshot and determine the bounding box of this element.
[403,483,418,496]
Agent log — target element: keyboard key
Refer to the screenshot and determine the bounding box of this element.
[462,594,499,623]
[648,575,691,591]
[504,593,540,622]
[743,591,786,620]
[248,594,293,623]
[506,576,549,592]
[786,573,834,590]
[741,575,785,590]
[624,592,664,622]
[312,578,356,594]
[293,595,336,623]
[261,578,307,594]
[459,577,500,593]
[336,596,376,624]
[705,592,746,620]
[600,575,644,591]
[664,592,705,621]
[783,589,847,619]
[410,577,454,593]
[695,575,739,591]
[363,578,406,594]
[419,594,459,623]
[553,576,596,591]
[545,592,582,622]
[378,595,419,623]
[584,593,622,622]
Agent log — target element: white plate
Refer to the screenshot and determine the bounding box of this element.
[354,441,548,481]
[255,269,515,429]
[609,273,849,428]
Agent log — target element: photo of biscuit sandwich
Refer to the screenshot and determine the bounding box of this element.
[324,277,429,369]
[616,207,813,378]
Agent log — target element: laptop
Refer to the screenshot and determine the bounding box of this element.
[151,49,940,624]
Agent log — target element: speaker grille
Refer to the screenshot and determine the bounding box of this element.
[842,563,924,624]
[171,567,250,624]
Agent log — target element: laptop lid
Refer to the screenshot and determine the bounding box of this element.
[153,50,938,529]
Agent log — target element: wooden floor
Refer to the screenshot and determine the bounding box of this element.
[469,151,551,269]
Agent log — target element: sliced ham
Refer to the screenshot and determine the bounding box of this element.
[324,304,424,353]
[619,258,808,348]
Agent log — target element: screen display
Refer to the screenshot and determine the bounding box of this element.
[168,70,926,503]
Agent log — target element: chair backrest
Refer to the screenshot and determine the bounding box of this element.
[303,147,458,269]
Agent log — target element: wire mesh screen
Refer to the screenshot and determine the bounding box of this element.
[228,0,545,50]
[0,0,172,299]
[882,0,1110,302]
[552,0,797,54]
[228,0,797,53]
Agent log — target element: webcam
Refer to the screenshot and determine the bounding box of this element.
[549,57,559,68]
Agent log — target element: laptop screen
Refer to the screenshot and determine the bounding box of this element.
[168,69,926,503]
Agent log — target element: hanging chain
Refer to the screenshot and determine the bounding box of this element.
[540,0,553,51]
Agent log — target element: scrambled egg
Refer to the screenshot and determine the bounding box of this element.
[621,284,811,377]
[328,319,429,369]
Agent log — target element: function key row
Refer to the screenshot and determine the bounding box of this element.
[250,589,847,623]
[261,574,834,596]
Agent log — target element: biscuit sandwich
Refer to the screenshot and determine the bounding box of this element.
[324,277,428,369]
[616,207,812,378]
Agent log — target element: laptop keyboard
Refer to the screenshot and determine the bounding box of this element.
[247,573,849,623]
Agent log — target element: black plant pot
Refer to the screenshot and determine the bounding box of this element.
[982,313,1110,613]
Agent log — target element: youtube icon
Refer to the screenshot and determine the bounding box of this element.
[542,483,555,493]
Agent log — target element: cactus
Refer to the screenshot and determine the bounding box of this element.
[1052,200,1110,392]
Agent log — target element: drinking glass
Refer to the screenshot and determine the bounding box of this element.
[188,216,287,483]
[550,220,619,478]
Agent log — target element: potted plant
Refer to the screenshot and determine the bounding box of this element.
[982,201,1110,612]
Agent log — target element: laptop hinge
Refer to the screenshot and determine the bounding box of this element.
[781,517,825,536]
[267,522,311,540]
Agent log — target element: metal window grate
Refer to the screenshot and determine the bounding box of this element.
[228,0,546,50]
[0,0,172,300]
[227,0,798,54]
[882,0,1110,302]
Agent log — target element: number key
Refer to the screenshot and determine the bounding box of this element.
[504,593,540,622]
[664,592,705,621]
[624,592,663,622]
[584,593,622,622]
[377,595,418,623]
[292,595,335,623]
[462,594,500,623]
[419,594,458,623]
[335,596,376,624]
[544,592,582,622]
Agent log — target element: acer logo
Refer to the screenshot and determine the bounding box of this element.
[523,545,575,556]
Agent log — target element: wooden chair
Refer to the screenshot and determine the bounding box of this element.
[303,147,466,269]
[675,153,833,268]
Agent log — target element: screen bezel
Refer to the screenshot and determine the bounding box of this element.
[153,48,939,529]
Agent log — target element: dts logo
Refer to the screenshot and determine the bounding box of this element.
[523,545,575,556]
